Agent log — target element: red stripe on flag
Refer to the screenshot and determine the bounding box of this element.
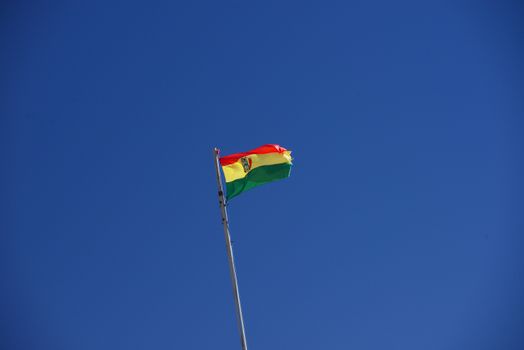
[219,144,288,166]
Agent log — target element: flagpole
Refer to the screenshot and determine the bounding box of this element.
[213,147,249,350]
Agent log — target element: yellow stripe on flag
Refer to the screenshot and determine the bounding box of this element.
[222,151,292,182]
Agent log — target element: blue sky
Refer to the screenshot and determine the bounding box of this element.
[1,1,523,349]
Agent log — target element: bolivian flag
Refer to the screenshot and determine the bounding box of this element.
[219,144,292,200]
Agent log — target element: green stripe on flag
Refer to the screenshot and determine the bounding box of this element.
[225,163,292,200]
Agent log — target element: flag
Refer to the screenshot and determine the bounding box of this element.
[219,144,292,200]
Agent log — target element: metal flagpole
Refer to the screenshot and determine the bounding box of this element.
[213,147,249,350]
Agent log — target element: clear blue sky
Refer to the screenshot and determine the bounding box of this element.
[1,1,523,349]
